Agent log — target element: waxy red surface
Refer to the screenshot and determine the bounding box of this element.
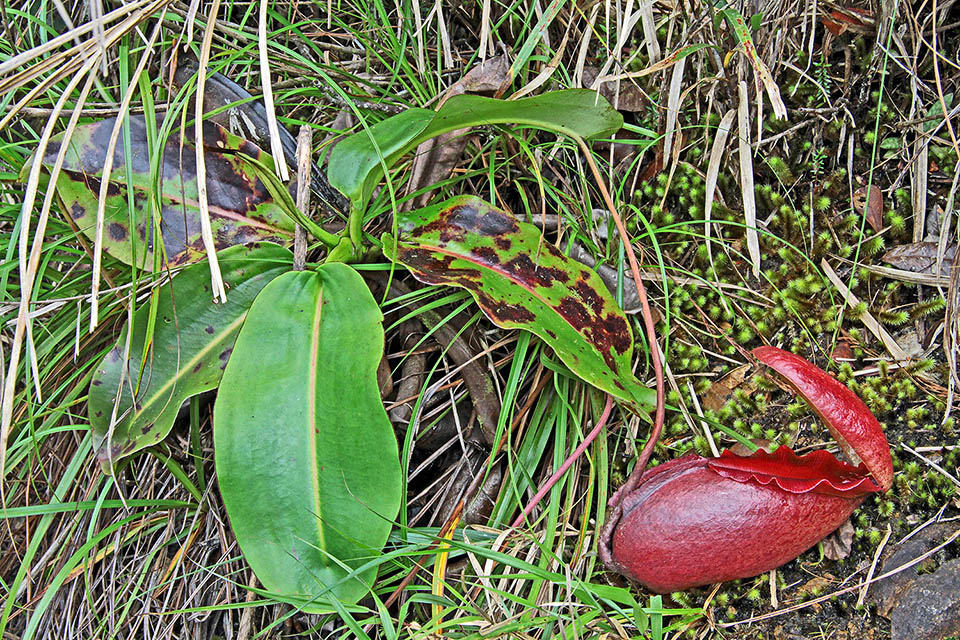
[606,347,893,592]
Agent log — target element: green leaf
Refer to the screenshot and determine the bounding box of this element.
[327,107,435,210]
[89,242,293,467]
[39,115,295,267]
[328,90,623,210]
[716,3,787,118]
[214,266,402,609]
[383,196,653,408]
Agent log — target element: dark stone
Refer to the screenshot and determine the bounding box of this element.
[870,523,958,617]
[890,558,960,640]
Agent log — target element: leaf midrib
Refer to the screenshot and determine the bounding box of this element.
[411,241,622,356]
[119,312,247,429]
[307,281,326,551]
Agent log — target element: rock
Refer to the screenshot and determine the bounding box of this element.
[869,523,956,617]
[890,558,960,640]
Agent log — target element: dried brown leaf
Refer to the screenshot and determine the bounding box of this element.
[581,66,646,113]
[854,184,884,232]
[822,519,856,561]
[883,242,958,276]
[702,363,754,412]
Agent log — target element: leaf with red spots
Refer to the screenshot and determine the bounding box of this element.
[383,196,653,408]
[89,243,292,468]
[38,115,295,267]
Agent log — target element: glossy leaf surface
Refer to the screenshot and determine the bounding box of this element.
[214,266,402,609]
[707,446,881,497]
[89,242,292,467]
[41,115,294,266]
[328,90,624,209]
[384,195,653,407]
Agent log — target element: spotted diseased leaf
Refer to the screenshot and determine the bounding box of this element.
[89,243,292,467]
[40,115,295,267]
[384,196,653,407]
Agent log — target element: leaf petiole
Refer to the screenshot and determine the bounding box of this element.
[240,152,341,249]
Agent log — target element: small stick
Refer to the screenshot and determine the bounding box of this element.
[293,125,312,271]
[857,524,891,607]
[902,444,960,488]
[769,569,778,609]
[719,527,960,628]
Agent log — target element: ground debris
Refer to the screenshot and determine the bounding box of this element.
[822,520,856,561]
[882,242,957,276]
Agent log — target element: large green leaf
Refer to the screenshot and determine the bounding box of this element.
[383,196,653,408]
[89,242,293,467]
[40,115,295,267]
[214,266,402,609]
[328,89,623,210]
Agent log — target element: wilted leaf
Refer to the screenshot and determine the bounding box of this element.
[854,184,884,232]
[821,519,855,560]
[383,195,653,408]
[582,66,647,113]
[40,115,295,267]
[830,336,855,361]
[883,242,957,276]
[89,242,292,466]
[171,54,347,212]
[796,575,835,599]
[718,7,787,119]
[821,7,874,36]
[214,265,402,610]
[702,363,754,412]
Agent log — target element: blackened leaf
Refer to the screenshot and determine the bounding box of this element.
[40,115,295,267]
[89,242,292,467]
[383,196,653,408]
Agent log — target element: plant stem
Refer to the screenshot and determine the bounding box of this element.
[347,203,364,254]
[510,394,614,528]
